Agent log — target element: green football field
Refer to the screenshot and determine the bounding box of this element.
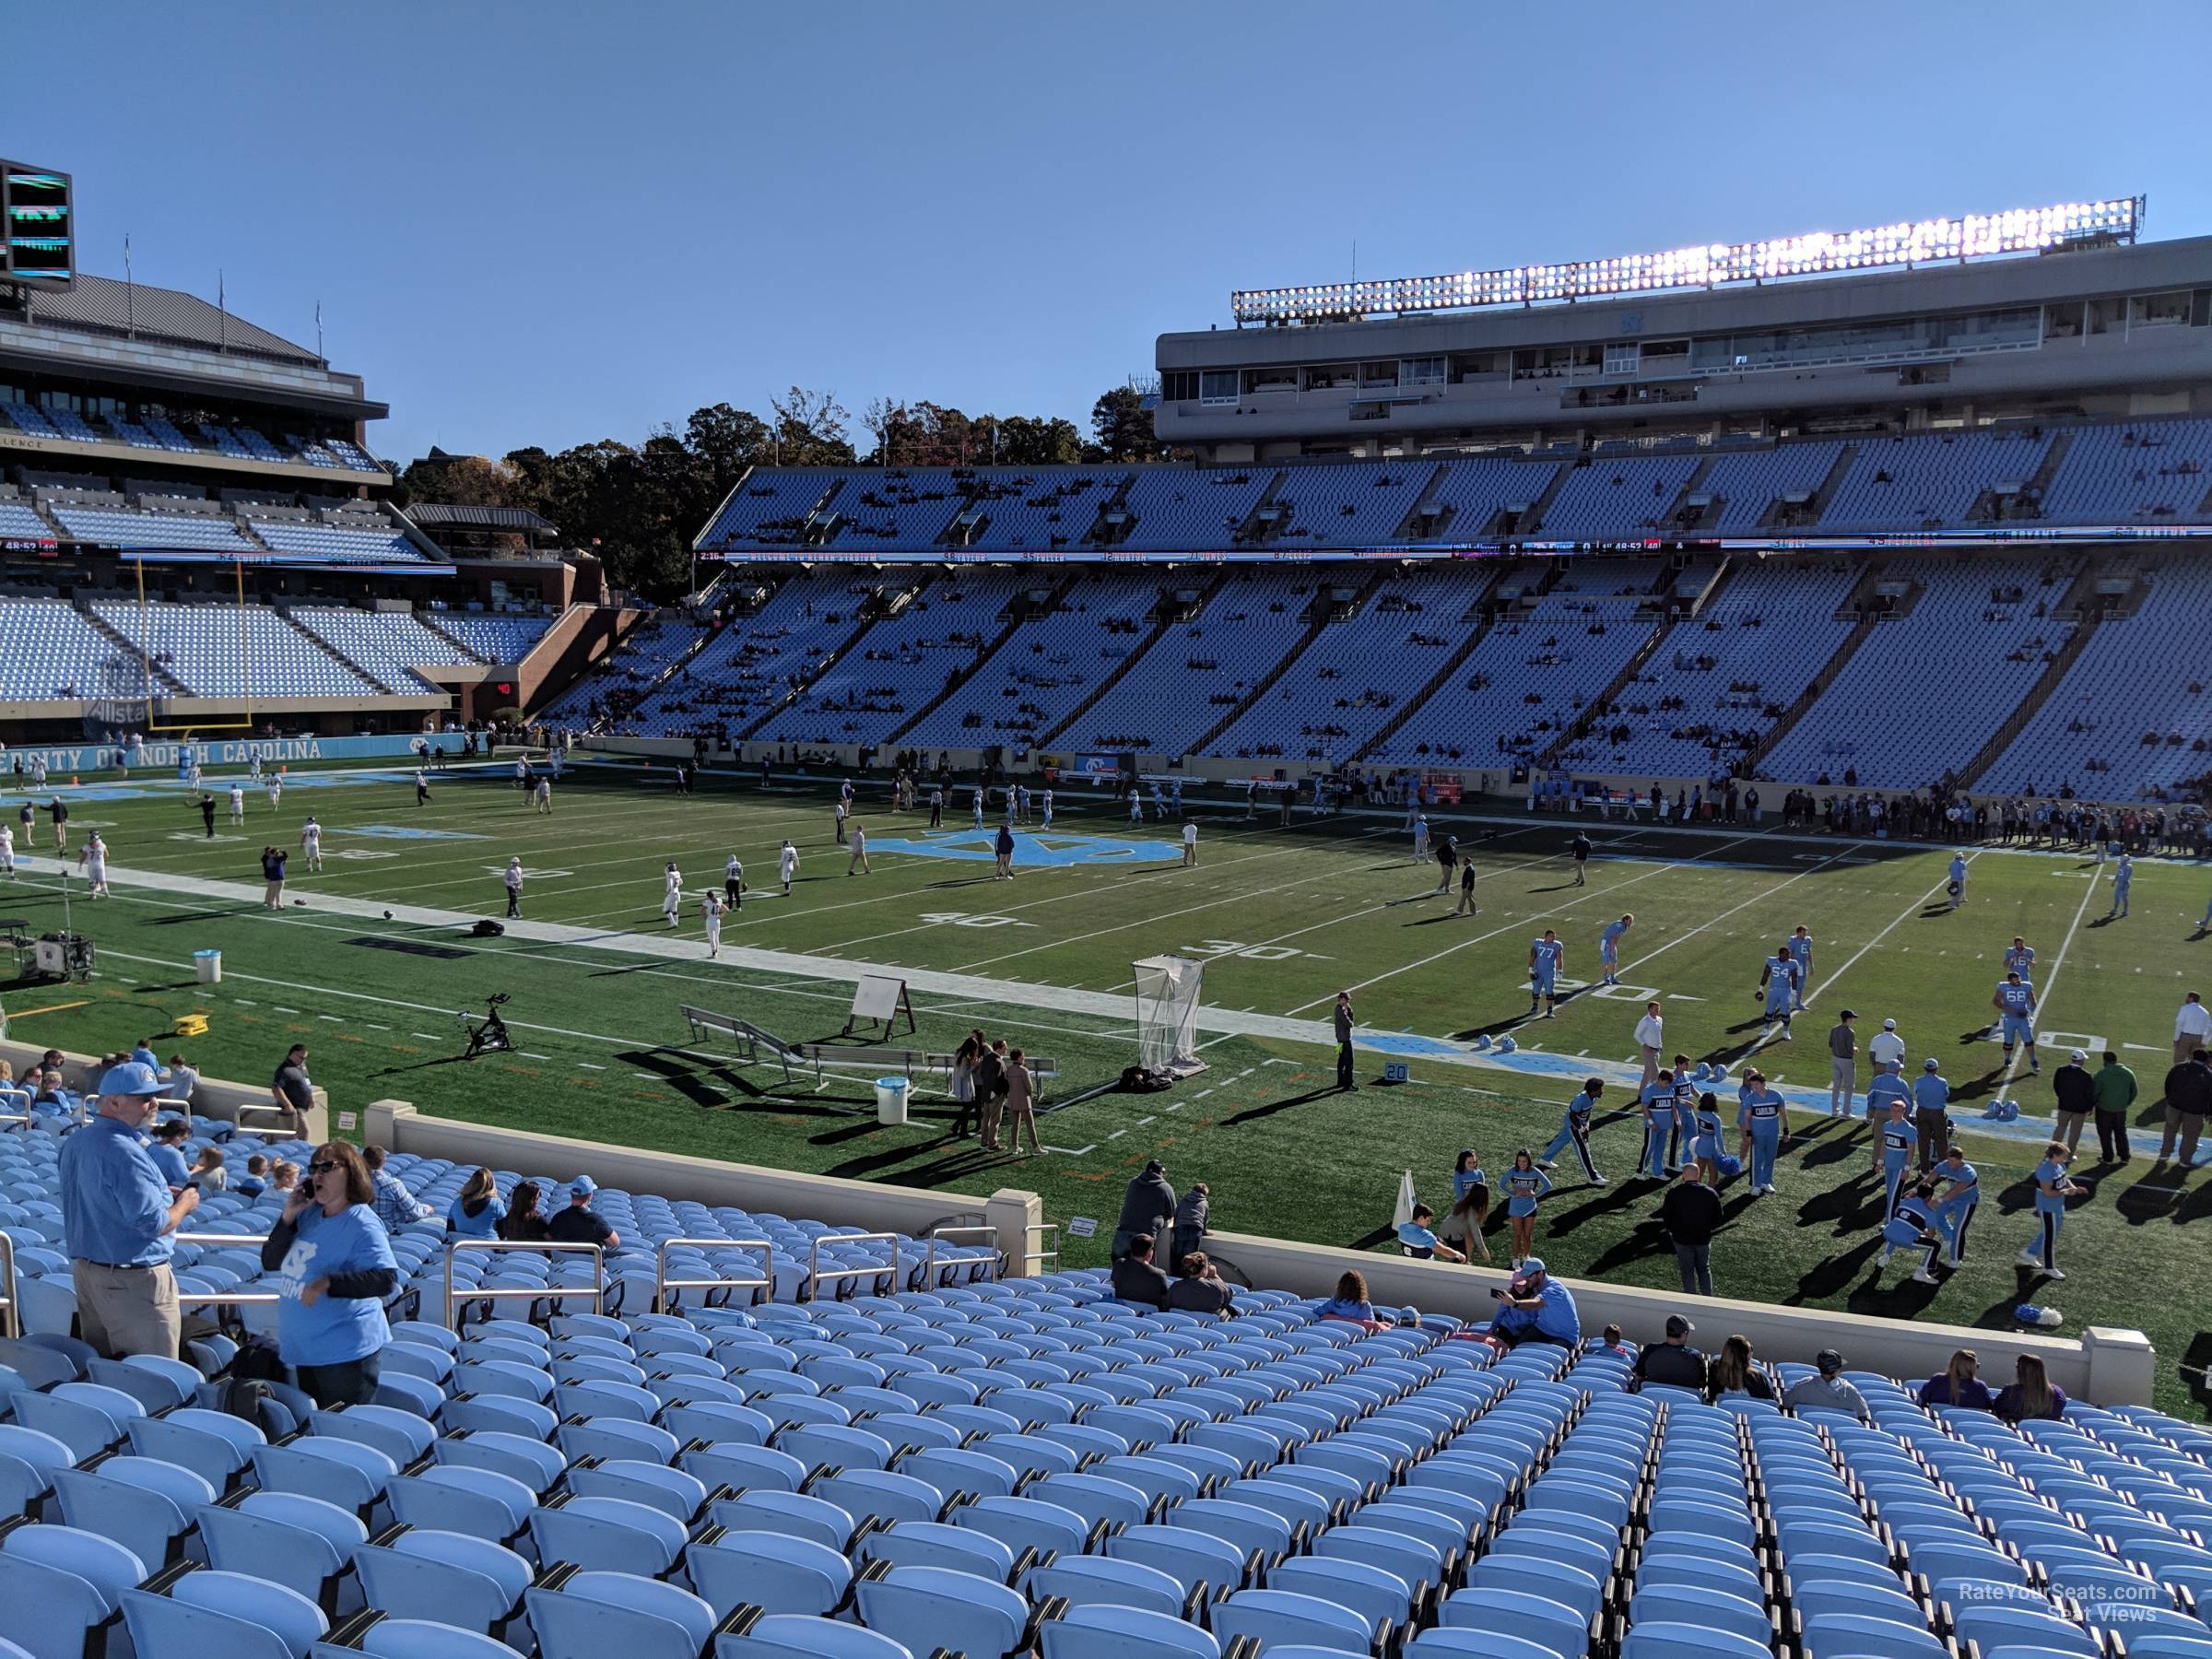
[7,756,2212,1415]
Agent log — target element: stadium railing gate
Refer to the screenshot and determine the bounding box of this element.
[806,1231,901,1302]
[653,1236,773,1314]
[923,1225,1003,1287]
[0,1233,17,1340]
[442,1238,606,1330]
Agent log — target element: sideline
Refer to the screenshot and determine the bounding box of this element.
[19,853,2152,1156]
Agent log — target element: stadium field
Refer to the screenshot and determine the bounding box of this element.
[9,755,2212,1414]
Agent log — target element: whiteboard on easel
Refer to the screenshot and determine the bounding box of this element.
[853,976,905,1021]
[847,973,917,1036]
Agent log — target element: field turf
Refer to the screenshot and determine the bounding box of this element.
[8,755,2212,1415]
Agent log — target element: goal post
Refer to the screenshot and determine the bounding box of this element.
[1133,954,1207,1077]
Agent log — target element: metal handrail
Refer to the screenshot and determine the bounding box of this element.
[806,1231,900,1302]
[653,1236,773,1313]
[230,1102,306,1138]
[0,1088,31,1133]
[443,1238,606,1330]
[171,1231,284,1309]
[0,1233,18,1339]
[923,1225,1001,1289]
[1024,1223,1062,1274]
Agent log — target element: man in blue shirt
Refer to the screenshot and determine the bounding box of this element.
[1488,1258,1580,1348]
[57,1060,201,1359]
[1539,1078,1606,1185]
[1527,931,1565,1019]
[1757,943,1798,1043]
[1911,1058,1953,1173]
[1396,1203,1466,1264]
[1930,1144,1980,1265]
[1599,914,1633,986]
[2108,853,2133,919]
[1735,1067,1790,1195]
[129,1037,161,1073]
[1991,971,2041,1078]
[1947,852,1969,910]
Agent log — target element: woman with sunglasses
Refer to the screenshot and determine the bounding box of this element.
[259,1142,398,1406]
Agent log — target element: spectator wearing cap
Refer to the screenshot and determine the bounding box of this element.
[1631,1314,1707,1390]
[1827,1009,1858,1118]
[1912,1057,1952,1172]
[1659,1162,1723,1295]
[547,1174,620,1249]
[1783,1348,1871,1420]
[360,1145,433,1231]
[2052,1050,2096,1157]
[56,1060,202,1359]
[259,1140,397,1406]
[1867,1017,1907,1077]
[1488,1257,1580,1348]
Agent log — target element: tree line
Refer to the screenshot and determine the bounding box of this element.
[392,384,1168,597]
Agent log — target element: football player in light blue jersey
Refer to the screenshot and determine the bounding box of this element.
[1527,930,1565,1019]
[1757,942,1799,1043]
[2004,936,2037,978]
[1735,1067,1789,1195]
[1539,1078,1606,1185]
[1991,971,2041,1075]
[1878,1099,1917,1214]
[1930,1144,1980,1266]
[1877,1180,1947,1284]
[1599,914,1633,987]
[2018,1139,2081,1279]
[1785,926,1813,1011]
[2108,853,2133,919]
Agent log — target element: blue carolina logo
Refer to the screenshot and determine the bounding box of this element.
[863,829,1179,866]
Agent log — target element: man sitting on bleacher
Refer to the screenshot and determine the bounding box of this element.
[547,1174,620,1250]
[1487,1257,1581,1348]
[1109,1231,1171,1309]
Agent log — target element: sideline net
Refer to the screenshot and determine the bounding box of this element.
[1133,954,1206,1077]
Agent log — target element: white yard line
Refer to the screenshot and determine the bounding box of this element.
[1283,831,1762,1015]
[1993,853,2104,1100]
[1802,852,1981,1010]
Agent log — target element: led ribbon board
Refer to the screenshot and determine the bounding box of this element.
[0,160,74,290]
[1232,198,2141,325]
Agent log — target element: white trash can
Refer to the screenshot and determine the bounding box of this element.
[194,949,222,985]
[875,1075,910,1126]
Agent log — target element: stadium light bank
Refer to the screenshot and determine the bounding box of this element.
[1231,196,2144,325]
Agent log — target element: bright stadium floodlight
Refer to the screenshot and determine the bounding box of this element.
[1230,196,2144,324]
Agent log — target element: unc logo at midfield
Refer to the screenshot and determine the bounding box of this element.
[862,828,1179,866]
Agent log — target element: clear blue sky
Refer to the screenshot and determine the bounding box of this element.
[27,1,2212,464]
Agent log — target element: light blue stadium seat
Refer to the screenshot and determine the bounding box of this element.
[197,1488,369,1612]
[1212,1587,1372,1656]
[717,1613,918,1659]
[124,1569,329,1659]
[688,1528,853,1618]
[855,1563,1031,1659]
[527,1570,717,1659]
[859,1519,1017,1581]
[330,1615,520,1659]
[53,1455,214,1571]
[0,1521,147,1659]
[1039,1604,1218,1659]
[710,1488,855,1553]
[351,1529,531,1640]
[1619,1623,1771,1659]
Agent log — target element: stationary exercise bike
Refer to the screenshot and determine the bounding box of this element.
[459,992,513,1059]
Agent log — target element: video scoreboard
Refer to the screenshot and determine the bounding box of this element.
[1,160,73,290]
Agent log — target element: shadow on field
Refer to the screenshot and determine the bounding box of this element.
[1223,1085,1347,1126]
[1544,1180,1647,1241]
[1783,1234,1882,1301]
[147,908,245,926]
[615,1046,865,1119]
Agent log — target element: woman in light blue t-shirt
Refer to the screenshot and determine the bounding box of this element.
[259,1141,398,1406]
[445,1166,508,1240]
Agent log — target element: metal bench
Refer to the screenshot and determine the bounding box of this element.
[680,1004,803,1084]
